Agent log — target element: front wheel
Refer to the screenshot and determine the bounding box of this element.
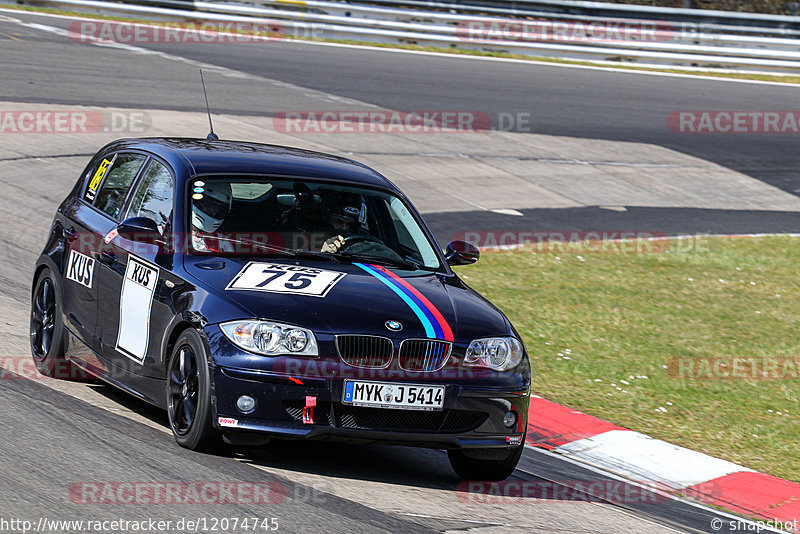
[448,439,525,481]
[166,330,219,451]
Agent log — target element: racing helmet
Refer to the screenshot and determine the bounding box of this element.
[192,182,232,233]
[325,192,362,226]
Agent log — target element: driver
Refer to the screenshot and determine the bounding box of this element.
[191,182,234,252]
[320,194,363,253]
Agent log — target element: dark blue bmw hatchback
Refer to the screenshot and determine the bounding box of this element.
[30,138,531,480]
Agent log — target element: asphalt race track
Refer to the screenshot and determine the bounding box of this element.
[0,7,794,533]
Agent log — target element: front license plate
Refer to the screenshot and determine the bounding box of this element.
[343,381,445,411]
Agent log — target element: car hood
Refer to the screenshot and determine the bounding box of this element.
[184,256,510,341]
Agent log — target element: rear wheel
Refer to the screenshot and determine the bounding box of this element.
[30,268,84,379]
[448,438,525,481]
[166,330,219,451]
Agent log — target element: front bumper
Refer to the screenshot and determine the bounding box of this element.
[212,365,529,449]
[207,325,530,449]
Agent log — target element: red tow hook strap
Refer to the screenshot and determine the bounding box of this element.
[302,396,317,424]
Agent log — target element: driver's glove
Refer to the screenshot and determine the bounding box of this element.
[321,235,345,253]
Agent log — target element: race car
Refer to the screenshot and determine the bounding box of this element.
[30,138,531,480]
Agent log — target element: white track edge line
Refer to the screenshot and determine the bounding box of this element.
[524,444,787,533]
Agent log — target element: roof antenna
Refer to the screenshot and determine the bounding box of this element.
[200,69,219,140]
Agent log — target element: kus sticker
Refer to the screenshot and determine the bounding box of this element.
[65,250,95,289]
[115,256,159,364]
[85,158,112,202]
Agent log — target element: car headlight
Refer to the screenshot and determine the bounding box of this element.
[464,337,524,371]
[220,320,318,357]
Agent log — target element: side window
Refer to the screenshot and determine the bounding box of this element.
[89,153,148,219]
[126,160,174,235]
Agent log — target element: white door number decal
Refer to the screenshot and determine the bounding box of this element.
[65,250,95,289]
[116,256,158,363]
[226,263,345,298]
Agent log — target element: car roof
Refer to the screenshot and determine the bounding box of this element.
[101,138,398,191]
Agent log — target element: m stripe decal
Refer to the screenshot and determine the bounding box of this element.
[354,263,454,342]
[375,265,454,342]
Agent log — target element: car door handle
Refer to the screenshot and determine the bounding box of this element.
[63,227,79,241]
[98,249,117,264]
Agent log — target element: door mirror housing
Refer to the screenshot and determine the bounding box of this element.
[445,240,480,266]
[117,217,165,249]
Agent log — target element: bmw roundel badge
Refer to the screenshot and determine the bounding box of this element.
[385,320,403,332]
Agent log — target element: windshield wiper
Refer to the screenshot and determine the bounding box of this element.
[293,250,343,262]
[211,236,298,258]
[211,238,347,263]
[213,237,423,269]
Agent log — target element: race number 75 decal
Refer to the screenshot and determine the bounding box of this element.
[226,263,345,298]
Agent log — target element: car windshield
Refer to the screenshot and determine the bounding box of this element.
[188,176,442,270]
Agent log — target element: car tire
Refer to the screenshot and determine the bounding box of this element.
[166,329,220,451]
[447,438,525,481]
[30,268,85,380]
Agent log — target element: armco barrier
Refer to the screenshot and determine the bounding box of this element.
[18,0,800,72]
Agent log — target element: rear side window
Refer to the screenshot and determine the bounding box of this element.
[86,153,147,219]
[126,160,174,235]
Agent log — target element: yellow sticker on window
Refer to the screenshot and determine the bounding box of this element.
[88,158,111,193]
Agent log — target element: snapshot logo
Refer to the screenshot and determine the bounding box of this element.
[455,480,720,504]
[667,111,800,134]
[273,111,492,134]
[451,230,678,253]
[69,482,286,505]
[456,18,673,43]
[666,357,800,380]
[0,111,151,134]
[67,20,287,44]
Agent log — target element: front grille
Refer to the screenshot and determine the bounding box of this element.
[398,340,452,372]
[283,400,487,433]
[336,335,393,369]
[336,405,487,433]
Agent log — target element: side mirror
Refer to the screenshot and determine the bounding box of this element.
[445,240,480,266]
[117,217,163,246]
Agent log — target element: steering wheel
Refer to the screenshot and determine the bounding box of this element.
[341,235,382,250]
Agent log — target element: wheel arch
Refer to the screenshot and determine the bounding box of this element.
[161,320,219,422]
[162,320,195,372]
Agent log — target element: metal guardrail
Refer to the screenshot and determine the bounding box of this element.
[362,0,800,29]
[20,0,800,73]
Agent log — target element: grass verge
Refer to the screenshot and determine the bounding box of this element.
[454,235,800,482]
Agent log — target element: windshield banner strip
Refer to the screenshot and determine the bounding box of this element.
[354,263,454,342]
